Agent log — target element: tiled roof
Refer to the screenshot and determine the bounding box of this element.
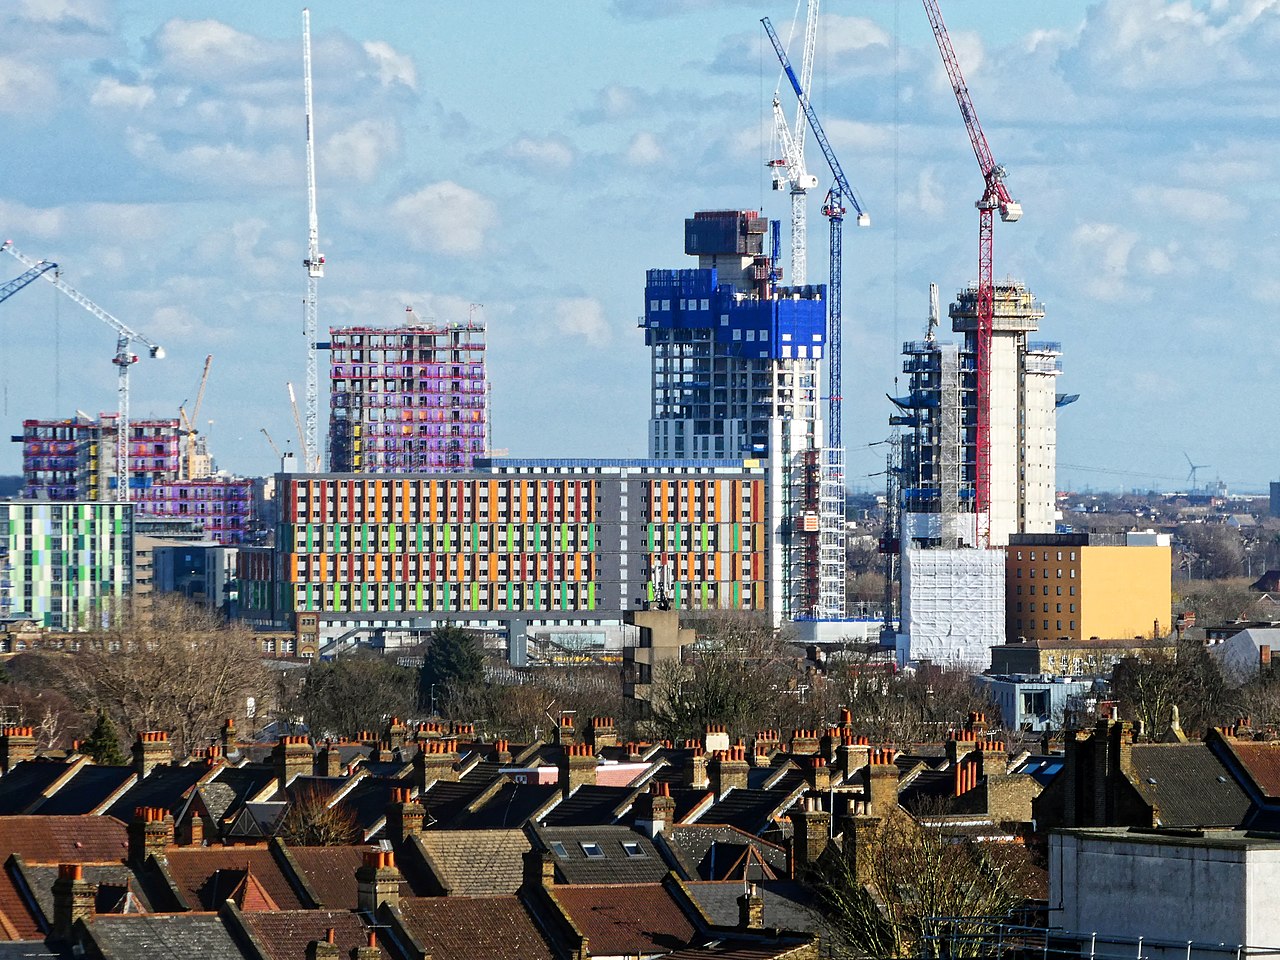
[237,908,389,960]
[533,825,669,884]
[31,765,134,815]
[104,764,211,821]
[0,816,127,863]
[1129,744,1252,828]
[660,825,787,881]
[331,776,404,836]
[0,943,67,958]
[0,864,42,941]
[0,763,77,816]
[397,895,555,960]
[696,789,796,835]
[18,862,166,926]
[1222,740,1280,799]
[419,781,486,828]
[412,830,528,896]
[683,879,830,936]
[85,913,248,960]
[163,847,306,911]
[552,883,698,957]
[281,845,368,908]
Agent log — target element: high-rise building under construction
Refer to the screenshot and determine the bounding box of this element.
[643,209,837,619]
[327,317,488,474]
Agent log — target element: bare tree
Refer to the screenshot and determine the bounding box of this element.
[43,596,271,756]
[296,654,417,739]
[279,785,361,846]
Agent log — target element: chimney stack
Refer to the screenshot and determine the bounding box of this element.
[750,730,780,766]
[128,805,174,863]
[978,737,1008,778]
[788,796,831,874]
[493,739,513,764]
[737,883,764,930]
[790,728,820,755]
[0,726,36,772]
[177,812,205,847]
[804,756,831,794]
[220,718,237,758]
[709,747,750,798]
[350,932,380,960]
[315,741,344,778]
[385,787,425,845]
[684,750,709,790]
[703,723,730,754]
[132,731,171,777]
[865,749,899,819]
[837,735,871,781]
[355,850,402,912]
[412,740,458,790]
[553,714,576,746]
[634,782,676,837]
[273,735,314,786]
[560,743,597,797]
[51,863,96,943]
[385,717,408,751]
[587,716,618,750]
[306,930,341,960]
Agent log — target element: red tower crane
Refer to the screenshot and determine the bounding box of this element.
[921,0,1021,544]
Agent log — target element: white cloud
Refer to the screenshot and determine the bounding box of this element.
[361,40,417,91]
[125,130,297,188]
[1131,184,1246,224]
[0,56,53,111]
[0,201,67,240]
[90,76,155,110]
[552,297,611,346]
[323,118,399,184]
[625,132,664,166]
[505,136,575,171]
[1065,222,1140,302]
[388,181,497,256]
[149,19,275,81]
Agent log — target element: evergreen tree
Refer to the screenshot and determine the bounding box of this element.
[81,711,126,766]
[419,626,485,713]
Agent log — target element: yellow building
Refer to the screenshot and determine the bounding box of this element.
[1005,532,1171,643]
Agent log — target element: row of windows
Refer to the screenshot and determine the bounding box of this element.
[1014,585,1077,597]
[1014,602,1077,614]
[1013,550,1077,562]
[1014,568,1076,580]
[1014,619,1077,632]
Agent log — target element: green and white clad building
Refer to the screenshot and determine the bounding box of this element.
[0,501,133,628]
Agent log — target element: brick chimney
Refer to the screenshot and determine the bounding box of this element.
[945,729,979,766]
[978,737,1008,778]
[790,728,820,755]
[560,743,597,797]
[709,747,750,798]
[750,730,780,766]
[51,863,96,943]
[737,883,764,930]
[177,812,204,847]
[1262,644,1273,674]
[804,756,831,794]
[128,805,174,863]
[385,787,424,845]
[132,731,171,777]
[837,736,870,781]
[841,814,881,886]
[350,932,380,960]
[789,796,831,874]
[553,714,576,746]
[220,718,237,758]
[273,735,314,786]
[634,782,676,837]
[836,707,854,735]
[967,711,990,736]
[684,750,709,790]
[493,739,513,764]
[865,749,899,819]
[412,740,458,790]
[355,850,402,912]
[587,716,618,750]
[315,741,343,778]
[385,717,408,751]
[0,726,36,772]
[306,930,341,960]
[523,845,556,889]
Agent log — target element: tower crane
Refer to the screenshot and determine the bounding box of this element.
[260,428,283,459]
[286,382,307,468]
[178,354,213,480]
[0,261,57,304]
[301,8,325,474]
[2,240,164,502]
[767,0,821,285]
[921,0,1022,545]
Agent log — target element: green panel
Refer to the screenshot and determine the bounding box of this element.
[470,582,479,610]
[733,581,741,607]
[701,523,708,551]
[560,582,567,610]
[733,523,740,551]
[701,582,708,607]
[588,524,596,552]
[416,581,424,611]
[506,583,513,609]
[587,582,596,611]
[674,582,683,606]
[444,524,452,553]
[534,524,542,554]
[507,523,515,552]
[560,524,568,552]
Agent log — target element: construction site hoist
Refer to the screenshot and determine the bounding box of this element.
[762,16,869,454]
[2,240,164,502]
[921,0,1022,546]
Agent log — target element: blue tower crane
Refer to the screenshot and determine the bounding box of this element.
[0,261,57,305]
[762,16,868,453]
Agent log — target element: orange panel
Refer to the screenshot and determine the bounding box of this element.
[488,552,497,582]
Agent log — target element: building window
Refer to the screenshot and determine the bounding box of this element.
[620,841,646,858]
[579,842,605,859]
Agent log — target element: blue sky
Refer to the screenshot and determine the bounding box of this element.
[1,0,1277,494]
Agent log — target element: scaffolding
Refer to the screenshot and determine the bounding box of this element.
[819,445,845,618]
[17,415,181,501]
[328,320,488,473]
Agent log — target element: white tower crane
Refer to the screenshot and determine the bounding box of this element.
[768,0,821,285]
[2,240,164,502]
[302,8,325,474]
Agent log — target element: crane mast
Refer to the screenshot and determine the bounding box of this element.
[302,8,325,474]
[178,354,213,480]
[2,240,164,502]
[921,0,1021,545]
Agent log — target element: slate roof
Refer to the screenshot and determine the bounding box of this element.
[552,883,698,957]
[684,879,828,935]
[531,824,669,884]
[540,786,634,827]
[410,830,528,896]
[659,825,787,881]
[397,895,556,960]
[0,816,127,863]
[1128,744,1252,828]
[453,782,557,830]
[163,847,306,911]
[30,765,134,815]
[695,789,798,835]
[237,909,389,960]
[331,776,404,836]
[85,913,248,960]
[280,845,368,908]
[21,863,160,923]
[0,763,76,816]
[418,781,486,828]
[104,764,211,821]
[0,943,68,959]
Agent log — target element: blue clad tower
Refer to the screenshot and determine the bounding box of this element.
[642,209,830,620]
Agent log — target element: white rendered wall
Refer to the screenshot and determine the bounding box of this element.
[1021,350,1059,534]
[987,332,1021,547]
